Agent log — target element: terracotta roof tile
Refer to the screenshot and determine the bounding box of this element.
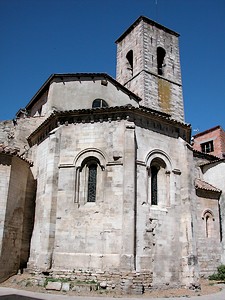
[195,178,221,193]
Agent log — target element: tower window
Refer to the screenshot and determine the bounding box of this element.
[92,99,108,108]
[157,47,166,76]
[87,163,97,202]
[126,50,133,76]
[201,141,214,153]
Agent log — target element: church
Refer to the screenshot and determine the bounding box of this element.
[0,16,225,293]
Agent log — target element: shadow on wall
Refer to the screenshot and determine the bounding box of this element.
[0,160,37,283]
[0,295,43,300]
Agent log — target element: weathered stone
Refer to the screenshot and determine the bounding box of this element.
[62,282,70,291]
[99,281,107,288]
[45,281,62,291]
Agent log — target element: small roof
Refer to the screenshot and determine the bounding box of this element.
[115,15,179,44]
[200,158,225,167]
[190,145,220,161]
[195,178,221,193]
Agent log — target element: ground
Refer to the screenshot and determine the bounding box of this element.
[0,274,223,298]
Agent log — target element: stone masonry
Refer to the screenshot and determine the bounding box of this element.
[0,16,225,294]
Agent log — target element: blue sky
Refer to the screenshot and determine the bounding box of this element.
[0,0,225,134]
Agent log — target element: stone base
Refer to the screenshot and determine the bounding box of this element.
[25,269,153,295]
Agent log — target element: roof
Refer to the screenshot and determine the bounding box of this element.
[16,73,141,117]
[0,144,32,165]
[187,144,220,161]
[193,125,222,138]
[200,158,225,167]
[115,16,179,44]
[195,179,221,194]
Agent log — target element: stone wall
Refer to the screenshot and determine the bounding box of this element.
[27,116,199,288]
[0,117,45,158]
[27,269,153,294]
[0,155,36,282]
[195,190,221,276]
[28,119,135,272]
[202,161,225,264]
[0,155,11,260]
[135,125,199,288]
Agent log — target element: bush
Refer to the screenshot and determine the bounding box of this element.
[209,265,225,281]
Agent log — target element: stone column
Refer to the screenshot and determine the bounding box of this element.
[178,149,199,288]
[121,122,136,270]
[28,131,60,271]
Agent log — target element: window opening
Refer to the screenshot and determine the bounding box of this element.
[202,210,214,238]
[87,163,97,202]
[206,215,210,238]
[126,50,133,76]
[92,99,108,108]
[205,214,214,238]
[201,141,214,153]
[157,47,166,75]
[151,166,159,205]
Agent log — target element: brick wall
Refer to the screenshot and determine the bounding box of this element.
[193,126,225,158]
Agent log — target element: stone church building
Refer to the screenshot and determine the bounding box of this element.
[1,16,225,292]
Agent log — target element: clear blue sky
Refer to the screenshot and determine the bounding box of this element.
[0,0,225,134]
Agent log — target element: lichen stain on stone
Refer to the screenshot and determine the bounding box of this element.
[158,79,171,114]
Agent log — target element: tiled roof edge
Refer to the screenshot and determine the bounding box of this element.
[0,144,33,166]
[195,178,221,194]
[187,144,220,161]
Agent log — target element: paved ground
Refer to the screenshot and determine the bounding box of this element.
[0,286,225,300]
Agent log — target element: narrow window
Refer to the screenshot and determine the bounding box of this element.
[87,163,97,202]
[151,166,158,205]
[205,213,214,238]
[126,50,133,76]
[202,211,214,238]
[206,215,210,238]
[157,47,166,76]
[92,99,108,108]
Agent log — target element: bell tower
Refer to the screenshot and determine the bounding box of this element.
[116,16,184,122]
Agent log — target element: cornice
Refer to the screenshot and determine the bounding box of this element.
[27,105,191,147]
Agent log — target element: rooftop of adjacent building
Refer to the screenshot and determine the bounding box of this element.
[193,125,223,139]
[192,125,225,159]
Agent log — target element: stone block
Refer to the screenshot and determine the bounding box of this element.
[99,281,107,288]
[45,281,62,291]
[62,282,70,291]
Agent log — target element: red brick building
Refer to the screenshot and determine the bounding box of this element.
[192,125,225,158]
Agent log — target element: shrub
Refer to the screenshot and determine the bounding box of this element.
[209,265,225,281]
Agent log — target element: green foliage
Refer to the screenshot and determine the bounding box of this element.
[44,277,71,286]
[209,265,225,281]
